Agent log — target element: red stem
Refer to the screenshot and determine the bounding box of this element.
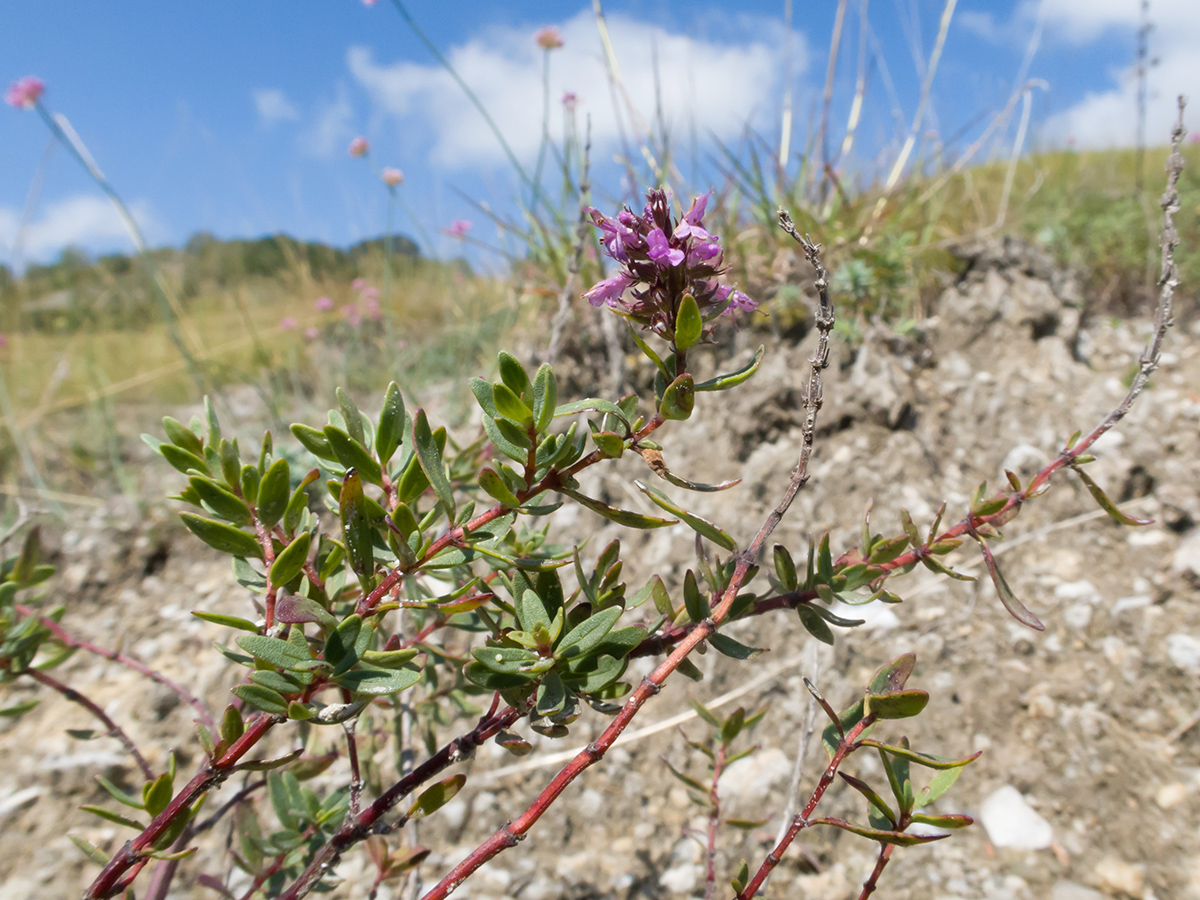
[15,603,215,729]
[26,667,154,781]
[704,744,727,900]
[735,717,874,899]
[85,712,281,899]
[857,844,895,900]
[274,704,522,900]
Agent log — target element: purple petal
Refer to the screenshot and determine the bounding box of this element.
[583,273,633,307]
[646,228,685,267]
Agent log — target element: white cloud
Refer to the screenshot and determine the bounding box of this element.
[302,86,356,159]
[346,9,803,169]
[0,194,159,267]
[253,88,300,125]
[1035,0,1199,147]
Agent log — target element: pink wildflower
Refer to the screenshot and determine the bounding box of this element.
[535,26,564,50]
[343,304,361,327]
[348,136,370,157]
[381,167,404,187]
[314,296,334,311]
[304,327,320,340]
[351,277,366,291]
[5,77,44,110]
[0,333,7,349]
[562,92,578,113]
[359,285,381,303]
[445,219,472,239]
[279,316,298,330]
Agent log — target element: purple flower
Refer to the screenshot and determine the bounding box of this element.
[583,273,633,308]
[314,296,334,311]
[579,187,757,340]
[279,316,298,330]
[646,228,684,267]
[445,220,472,239]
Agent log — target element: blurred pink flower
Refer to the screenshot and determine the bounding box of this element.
[359,285,381,303]
[304,327,320,340]
[445,219,472,239]
[562,91,578,112]
[362,0,379,5]
[396,340,408,350]
[351,277,366,290]
[381,167,404,186]
[314,296,334,311]
[1190,133,1200,144]
[279,316,298,330]
[343,304,361,326]
[0,333,7,349]
[348,136,370,157]
[5,76,44,109]
[535,26,564,50]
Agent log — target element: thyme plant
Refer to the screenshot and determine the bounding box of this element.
[0,101,1187,900]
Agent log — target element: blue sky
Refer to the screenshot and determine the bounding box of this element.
[1,0,1194,268]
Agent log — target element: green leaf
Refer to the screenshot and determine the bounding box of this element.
[552,398,632,430]
[857,740,982,770]
[96,774,145,809]
[774,544,798,591]
[142,772,173,817]
[977,539,1044,631]
[469,377,499,417]
[337,664,422,695]
[360,648,420,669]
[627,324,671,379]
[250,670,303,695]
[221,705,245,744]
[481,414,529,463]
[237,635,310,669]
[256,457,291,528]
[336,387,367,446]
[683,569,709,623]
[376,381,406,466]
[662,758,709,795]
[695,345,764,391]
[560,488,676,530]
[413,410,456,520]
[839,772,897,826]
[232,684,289,716]
[79,804,145,830]
[324,427,383,487]
[479,466,521,506]
[159,443,209,476]
[531,363,558,434]
[187,477,252,525]
[408,774,466,819]
[797,605,834,645]
[1070,464,1153,526]
[867,535,909,566]
[869,653,916,695]
[290,423,337,461]
[915,766,966,809]
[536,670,567,716]
[515,589,550,632]
[634,482,736,550]
[920,554,975,582]
[865,690,930,720]
[659,374,695,421]
[191,611,260,633]
[496,351,531,398]
[689,699,721,729]
[69,835,109,865]
[812,816,948,846]
[556,605,622,660]
[338,471,376,585]
[472,646,541,674]
[911,812,973,829]
[709,632,763,659]
[674,294,703,350]
[492,381,533,424]
[179,513,263,560]
[269,533,312,588]
[0,699,39,718]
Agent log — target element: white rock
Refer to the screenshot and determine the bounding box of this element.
[1054,580,1100,605]
[1051,881,1104,900]
[718,747,794,818]
[979,785,1053,849]
[1167,633,1200,673]
[1173,530,1200,578]
[658,863,700,894]
[1063,602,1093,630]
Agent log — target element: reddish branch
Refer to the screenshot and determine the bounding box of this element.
[703,744,728,900]
[735,717,874,899]
[25,668,154,781]
[416,219,836,900]
[15,603,215,730]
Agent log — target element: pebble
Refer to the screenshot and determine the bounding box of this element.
[658,864,700,894]
[1166,633,1200,673]
[1051,881,1104,900]
[979,786,1053,849]
[1094,857,1145,898]
[1172,530,1200,579]
[1155,782,1187,809]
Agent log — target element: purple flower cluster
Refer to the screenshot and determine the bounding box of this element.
[582,189,756,339]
